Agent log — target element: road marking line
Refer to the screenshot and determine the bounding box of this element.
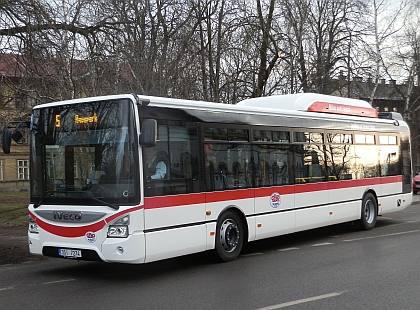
[331,220,419,239]
[311,242,334,247]
[255,291,346,310]
[0,286,14,291]
[278,247,299,252]
[343,229,420,242]
[242,252,264,257]
[43,279,76,285]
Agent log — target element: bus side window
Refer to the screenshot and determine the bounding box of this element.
[325,144,355,181]
[180,152,199,193]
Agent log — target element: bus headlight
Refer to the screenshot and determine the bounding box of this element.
[28,215,39,234]
[107,215,129,238]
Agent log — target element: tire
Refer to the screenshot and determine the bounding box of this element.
[214,210,244,262]
[358,193,377,230]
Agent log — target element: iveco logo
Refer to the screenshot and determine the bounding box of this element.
[53,211,82,221]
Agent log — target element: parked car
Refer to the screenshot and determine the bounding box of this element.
[413,173,420,194]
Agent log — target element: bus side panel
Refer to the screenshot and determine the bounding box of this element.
[328,186,359,224]
[379,179,402,214]
[254,211,295,240]
[205,190,255,245]
[254,187,295,213]
[294,183,329,207]
[398,193,413,212]
[378,176,408,214]
[254,189,295,240]
[144,196,206,262]
[356,180,382,201]
[247,216,257,242]
[145,226,207,263]
[144,197,205,230]
[328,201,359,225]
[206,222,217,250]
[378,195,400,215]
[295,206,330,231]
[295,184,330,230]
[381,176,402,194]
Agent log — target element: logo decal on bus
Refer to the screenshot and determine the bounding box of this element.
[270,192,281,208]
[85,232,97,243]
[53,211,82,221]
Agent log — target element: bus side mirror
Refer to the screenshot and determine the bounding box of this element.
[140,119,157,147]
[2,125,12,154]
[11,130,23,142]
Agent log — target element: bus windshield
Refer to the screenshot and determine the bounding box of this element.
[30,98,139,207]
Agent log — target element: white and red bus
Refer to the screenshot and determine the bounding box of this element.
[2,93,413,263]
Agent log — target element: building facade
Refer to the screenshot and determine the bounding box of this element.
[0,54,32,191]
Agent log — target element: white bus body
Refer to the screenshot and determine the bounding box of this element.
[18,93,412,263]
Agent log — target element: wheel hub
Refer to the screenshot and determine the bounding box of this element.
[220,219,239,252]
[364,200,375,223]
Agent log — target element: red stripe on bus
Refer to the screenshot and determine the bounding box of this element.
[205,189,255,203]
[327,179,358,190]
[144,193,206,209]
[30,211,106,238]
[380,175,402,184]
[31,175,402,237]
[105,205,143,223]
[143,176,401,209]
[30,205,144,238]
[295,182,328,193]
[355,178,384,187]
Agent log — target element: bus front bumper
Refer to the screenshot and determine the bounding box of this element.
[28,231,146,264]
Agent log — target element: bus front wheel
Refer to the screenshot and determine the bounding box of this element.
[215,210,244,262]
[358,193,377,230]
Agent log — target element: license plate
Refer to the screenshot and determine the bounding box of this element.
[58,248,82,258]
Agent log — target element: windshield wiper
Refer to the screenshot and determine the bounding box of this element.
[33,191,54,208]
[87,196,119,211]
[33,191,119,211]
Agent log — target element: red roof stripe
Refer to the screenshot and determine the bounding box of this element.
[308,101,378,118]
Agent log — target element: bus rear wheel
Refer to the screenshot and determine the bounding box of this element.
[358,193,377,230]
[215,210,244,262]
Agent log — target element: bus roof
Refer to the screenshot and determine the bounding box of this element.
[237,93,378,118]
[34,93,397,124]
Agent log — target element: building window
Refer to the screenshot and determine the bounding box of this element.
[15,89,27,108]
[74,159,79,178]
[17,160,29,180]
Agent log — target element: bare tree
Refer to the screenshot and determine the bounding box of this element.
[0,0,413,106]
[362,0,407,104]
[305,0,366,94]
[281,0,311,93]
[1,0,135,102]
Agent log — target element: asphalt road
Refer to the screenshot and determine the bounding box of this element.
[1,196,420,310]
